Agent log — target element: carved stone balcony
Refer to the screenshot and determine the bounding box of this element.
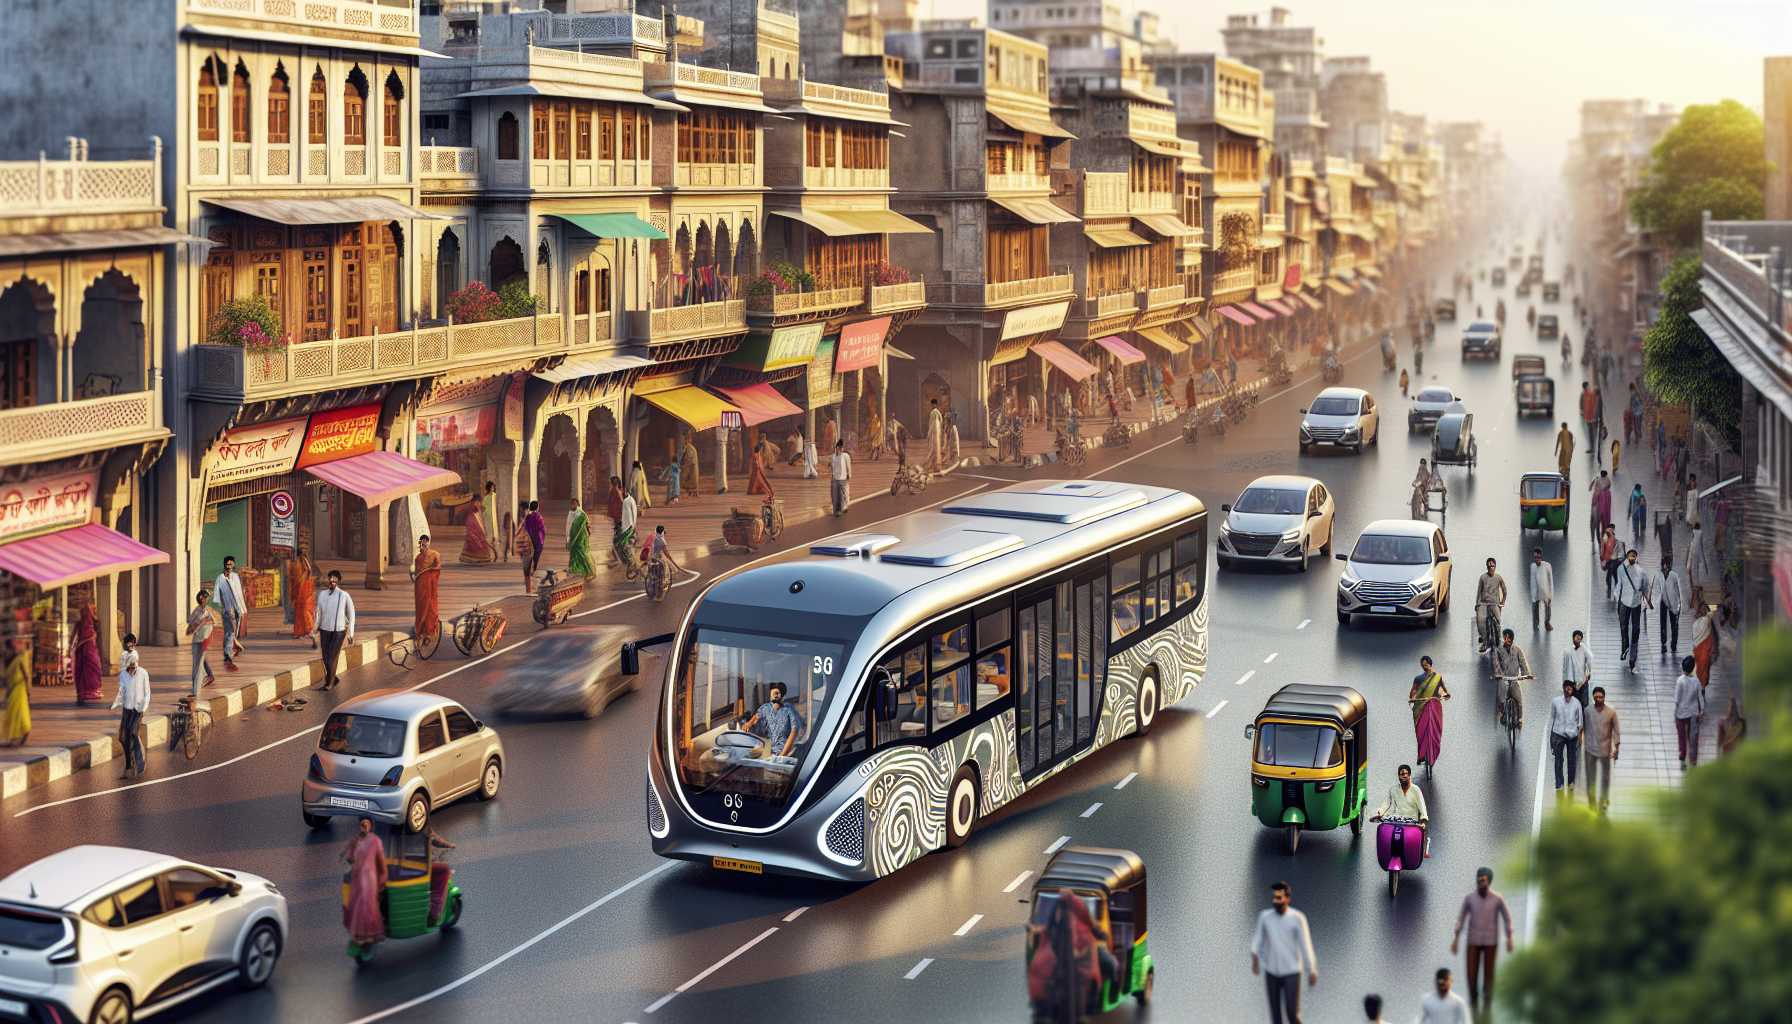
[186,0,417,39]
[1139,283,1186,309]
[746,287,863,318]
[867,280,926,314]
[629,300,748,345]
[0,391,165,466]
[925,273,1074,309]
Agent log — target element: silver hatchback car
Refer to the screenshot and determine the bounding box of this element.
[301,690,503,833]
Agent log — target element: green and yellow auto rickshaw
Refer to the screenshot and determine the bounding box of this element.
[341,826,463,963]
[1520,472,1571,534]
[1026,846,1153,1020]
[1245,684,1368,853]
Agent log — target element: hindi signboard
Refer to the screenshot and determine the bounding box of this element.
[210,416,307,486]
[0,468,100,544]
[295,402,381,470]
[834,316,892,373]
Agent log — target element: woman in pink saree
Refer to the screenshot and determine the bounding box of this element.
[1408,655,1450,769]
[458,498,496,564]
[72,604,103,704]
[342,818,388,956]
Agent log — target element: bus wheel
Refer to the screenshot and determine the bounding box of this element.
[1135,670,1160,736]
[945,766,979,849]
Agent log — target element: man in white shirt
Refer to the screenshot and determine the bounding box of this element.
[1655,554,1686,658]
[1673,655,1706,769]
[211,555,248,671]
[1561,629,1593,707]
[1250,880,1316,1024]
[1548,680,1585,798]
[1611,548,1650,670]
[110,640,150,779]
[619,490,639,539]
[311,570,357,690]
[1416,967,1474,1023]
[829,440,852,517]
[1373,763,1432,857]
[1527,547,1554,631]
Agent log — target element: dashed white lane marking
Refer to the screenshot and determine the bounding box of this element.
[953,914,984,937]
[782,906,809,923]
[1080,802,1104,818]
[1206,700,1230,719]
[1115,771,1138,790]
[1263,652,1279,664]
[904,958,935,980]
[644,926,780,1015]
[1297,618,1311,630]
[1003,870,1035,894]
[1234,670,1256,687]
[1045,835,1072,855]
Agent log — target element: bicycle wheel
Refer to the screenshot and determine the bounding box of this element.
[453,619,475,657]
[479,615,505,654]
[387,642,411,669]
[1506,698,1520,753]
[418,621,441,660]
[183,713,208,761]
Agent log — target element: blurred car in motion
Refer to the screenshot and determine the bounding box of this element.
[490,627,640,719]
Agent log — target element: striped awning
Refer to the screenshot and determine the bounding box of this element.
[1266,298,1298,316]
[1216,305,1257,326]
[1241,301,1277,320]
[0,523,169,590]
[711,383,803,426]
[1295,291,1324,311]
[1135,326,1188,355]
[305,451,462,508]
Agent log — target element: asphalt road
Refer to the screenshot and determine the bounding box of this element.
[1,231,1593,1024]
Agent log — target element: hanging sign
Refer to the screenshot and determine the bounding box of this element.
[268,489,297,549]
[211,416,307,486]
[728,323,825,372]
[0,468,99,543]
[834,316,892,373]
[999,300,1071,341]
[295,402,382,469]
[503,376,525,439]
[420,406,498,450]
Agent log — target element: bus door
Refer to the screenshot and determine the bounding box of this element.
[1017,567,1107,781]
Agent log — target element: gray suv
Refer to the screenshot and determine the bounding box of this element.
[302,690,503,833]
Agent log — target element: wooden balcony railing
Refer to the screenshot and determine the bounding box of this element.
[0,391,162,465]
[1139,283,1186,309]
[1212,267,1257,295]
[629,300,748,343]
[925,272,1074,308]
[1088,291,1139,319]
[988,171,1054,193]
[867,280,926,313]
[746,287,863,317]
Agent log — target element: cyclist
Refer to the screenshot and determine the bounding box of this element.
[1474,558,1507,653]
[1492,628,1534,727]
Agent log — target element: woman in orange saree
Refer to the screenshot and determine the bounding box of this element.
[412,535,442,640]
[288,545,318,647]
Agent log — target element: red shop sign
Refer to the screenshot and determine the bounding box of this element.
[1283,263,1303,292]
[834,316,893,373]
[295,402,382,469]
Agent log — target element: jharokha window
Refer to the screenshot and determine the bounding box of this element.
[681,111,756,165]
[197,59,221,142]
[231,62,252,143]
[268,67,290,144]
[497,111,519,160]
[308,68,327,145]
[553,102,570,159]
[343,72,368,145]
[383,75,402,147]
[533,103,550,159]
[576,109,591,159]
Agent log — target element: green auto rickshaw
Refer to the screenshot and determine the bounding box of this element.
[1520,472,1571,534]
[1026,846,1153,1020]
[1245,684,1368,853]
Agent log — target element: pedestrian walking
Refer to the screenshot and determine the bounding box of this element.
[1548,680,1584,797]
[523,501,547,578]
[1579,381,1599,453]
[1613,548,1649,670]
[211,556,248,672]
[1416,968,1473,1024]
[1450,867,1513,1011]
[1690,597,1719,687]
[112,644,150,779]
[183,590,218,697]
[1599,524,1620,597]
[1554,421,1574,479]
[1627,483,1647,552]
[312,570,356,690]
[1673,655,1706,769]
[1684,472,1700,528]
[1655,555,1685,658]
[1361,993,1388,1023]
[1,630,30,748]
[72,603,103,705]
[1250,881,1316,1024]
[829,439,852,517]
[629,458,652,510]
[800,429,818,479]
[1583,686,1620,812]
[1562,629,1593,707]
[1610,436,1622,476]
[1589,470,1613,543]
[1528,547,1553,631]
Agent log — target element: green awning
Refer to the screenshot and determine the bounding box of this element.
[553,213,666,240]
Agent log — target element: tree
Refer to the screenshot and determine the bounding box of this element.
[1503,628,1792,1024]
[1643,252,1741,446]
[1630,100,1766,249]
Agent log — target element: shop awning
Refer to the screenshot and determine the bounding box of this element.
[1325,280,1355,297]
[1133,213,1196,237]
[987,105,1076,139]
[1241,301,1277,320]
[203,196,446,224]
[553,213,667,239]
[1187,315,1217,341]
[1033,340,1097,381]
[304,451,461,508]
[884,344,915,360]
[769,207,932,237]
[1135,326,1188,355]
[535,353,654,384]
[711,382,803,426]
[1129,135,1186,157]
[990,196,1080,225]
[1084,226,1150,248]
[1295,291,1324,311]
[0,226,208,259]
[638,386,739,432]
[1357,265,1382,279]
[0,523,169,590]
[1216,305,1257,326]
[1092,335,1146,365]
[1266,298,1298,316]
[1357,277,1380,294]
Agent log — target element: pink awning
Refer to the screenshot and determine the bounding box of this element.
[1033,340,1098,382]
[1266,298,1298,316]
[304,450,462,507]
[0,523,169,590]
[1241,301,1278,320]
[711,383,803,427]
[1092,335,1146,365]
[1216,305,1257,326]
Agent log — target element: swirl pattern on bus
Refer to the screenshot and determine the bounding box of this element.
[865,746,947,876]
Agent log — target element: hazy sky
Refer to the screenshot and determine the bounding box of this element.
[928,0,1791,179]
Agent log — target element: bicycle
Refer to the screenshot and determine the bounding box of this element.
[1493,674,1532,753]
[169,697,213,761]
[1055,429,1087,466]
[1474,603,1502,656]
[644,557,671,602]
[386,620,442,669]
[450,603,508,657]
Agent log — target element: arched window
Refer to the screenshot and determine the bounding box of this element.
[231,62,252,143]
[197,58,220,141]
[497,111,519,160]
[343,69,368,145]
[383,72,403,147]
[268,65,290,144]
[308,67,326,145]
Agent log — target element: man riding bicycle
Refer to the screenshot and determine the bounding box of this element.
[1492,629,1534,727]
[1474,558,1507,653]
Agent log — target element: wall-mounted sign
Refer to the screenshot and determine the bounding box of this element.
[504,376,525,440]
[729,322,825,372]
[999,299,1071,341]
[808,339,842,408]
[834,316,892,373]
[295,402,382,469]
[1284,263,1303,292]
[420,405,498,450]
[268,490,297,549]
[211,416,306,486]
[0,468,99,544]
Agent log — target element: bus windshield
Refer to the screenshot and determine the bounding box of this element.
[671,628,846,811]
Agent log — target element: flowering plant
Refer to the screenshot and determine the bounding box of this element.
[444,281,503,323]
[867,260,912,286]
[205,295,283,348]
[745,261,817,299]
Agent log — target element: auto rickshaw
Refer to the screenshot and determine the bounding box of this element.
[342,825,463,963]
[1431,412,1477,472]
[1543,281,1561,302]
[1520,471,1571,533]
[1537,313,1559,339]
[1025,847,1154,1020]
[1516,374,1554,417]
[1433,298,1457,322]
[1245,684,1369,853]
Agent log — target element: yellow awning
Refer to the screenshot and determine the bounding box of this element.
[1085,226,1150,248]
[769,207,932,237]
[990,196,1080,225]
[1133,213,1196,237]
[1135,326,1188,355]
[987,105,1076,139]
[1130,135,1186,157]
[638,386,739,431]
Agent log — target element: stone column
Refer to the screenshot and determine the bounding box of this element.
[715,428,730,493]
[364,502,390,590]
[570,410,587,507]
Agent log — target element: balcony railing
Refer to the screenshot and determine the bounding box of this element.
[1086,291,1138,319]
[0,150,160,214]
[747,287,863,317]
[983,273,1073,308]
[630,299,747,343]
[867,280,926,313]
[989,171,1054,193]
[801,166,889,190]
[542,11,667,47]
[1139,283,1186,309]
[1262,213,1286,234]
[1212,267,1256,295]
[186,0,416,38]
[1703,220,1792,349]
[192,312,564,403]
[0,391,163,465]
[1129,191,1175,214]
[418,146,477,183]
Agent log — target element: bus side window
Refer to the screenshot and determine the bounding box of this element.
[873,644,926,747]
[975,605,1012,710]
[838,680,870,757]
[1174,529,1204,608]
[1141,548,1170,626]
[1111,554,1141,640]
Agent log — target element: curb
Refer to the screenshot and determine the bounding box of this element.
[0,631,397,802]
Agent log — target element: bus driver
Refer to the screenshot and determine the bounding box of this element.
[739,682,802,761]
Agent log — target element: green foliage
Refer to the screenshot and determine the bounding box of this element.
[495,279,544,319]
[1643,253,1741,446]
[204,295,282,348]
[1504,628,1792,1024]
[1630,100,1766,248]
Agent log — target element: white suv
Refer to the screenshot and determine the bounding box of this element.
[1335,519,1453,628]
[1299,387,1380,454]
[0,846,287,1023]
